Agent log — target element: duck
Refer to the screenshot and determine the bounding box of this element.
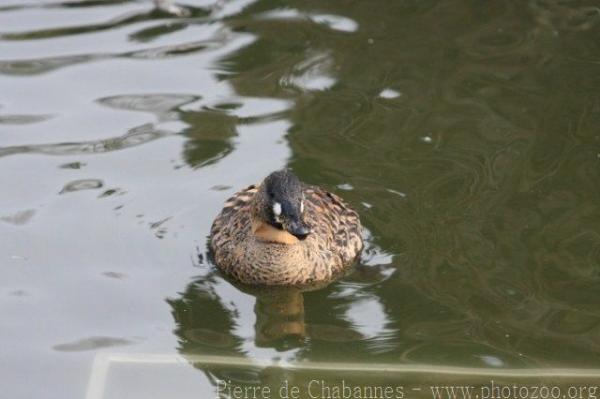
[209,170,363,286]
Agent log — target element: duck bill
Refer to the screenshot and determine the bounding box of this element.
[286,220,311,240]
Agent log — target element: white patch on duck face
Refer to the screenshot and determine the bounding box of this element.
[273,202,282,216]
[300,200,304,213]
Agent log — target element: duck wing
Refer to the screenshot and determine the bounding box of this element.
[210,184,257,247]
[303,185,363,265]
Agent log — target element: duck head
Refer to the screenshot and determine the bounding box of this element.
[251,170,311,244]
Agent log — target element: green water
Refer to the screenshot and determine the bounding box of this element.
[1,0,600,398]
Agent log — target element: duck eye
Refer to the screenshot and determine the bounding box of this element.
[273,202,282,216]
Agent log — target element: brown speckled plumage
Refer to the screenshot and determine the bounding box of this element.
[209,174,363,286]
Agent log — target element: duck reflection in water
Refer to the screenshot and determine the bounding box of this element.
[168,269,355,352]
[253,287,307,345]
[166,256,398,353]
[166,246,396,394]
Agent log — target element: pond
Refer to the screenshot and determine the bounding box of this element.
[1,0,600,398]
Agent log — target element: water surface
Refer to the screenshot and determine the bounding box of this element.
[1,0,600,398]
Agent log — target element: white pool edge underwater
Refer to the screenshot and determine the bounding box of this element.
[85,352,600,399]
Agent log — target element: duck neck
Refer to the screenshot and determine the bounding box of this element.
[251,219,299,245]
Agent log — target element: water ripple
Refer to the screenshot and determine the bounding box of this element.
[0,113,54,125]
[59,178,104,194]
[1,209,35,226]
[0,4,209,41]
[97,93,199,115]
[0,38,220,76]
[0,123,171,158]
[53,336,136,352]
[280,51,336,92]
